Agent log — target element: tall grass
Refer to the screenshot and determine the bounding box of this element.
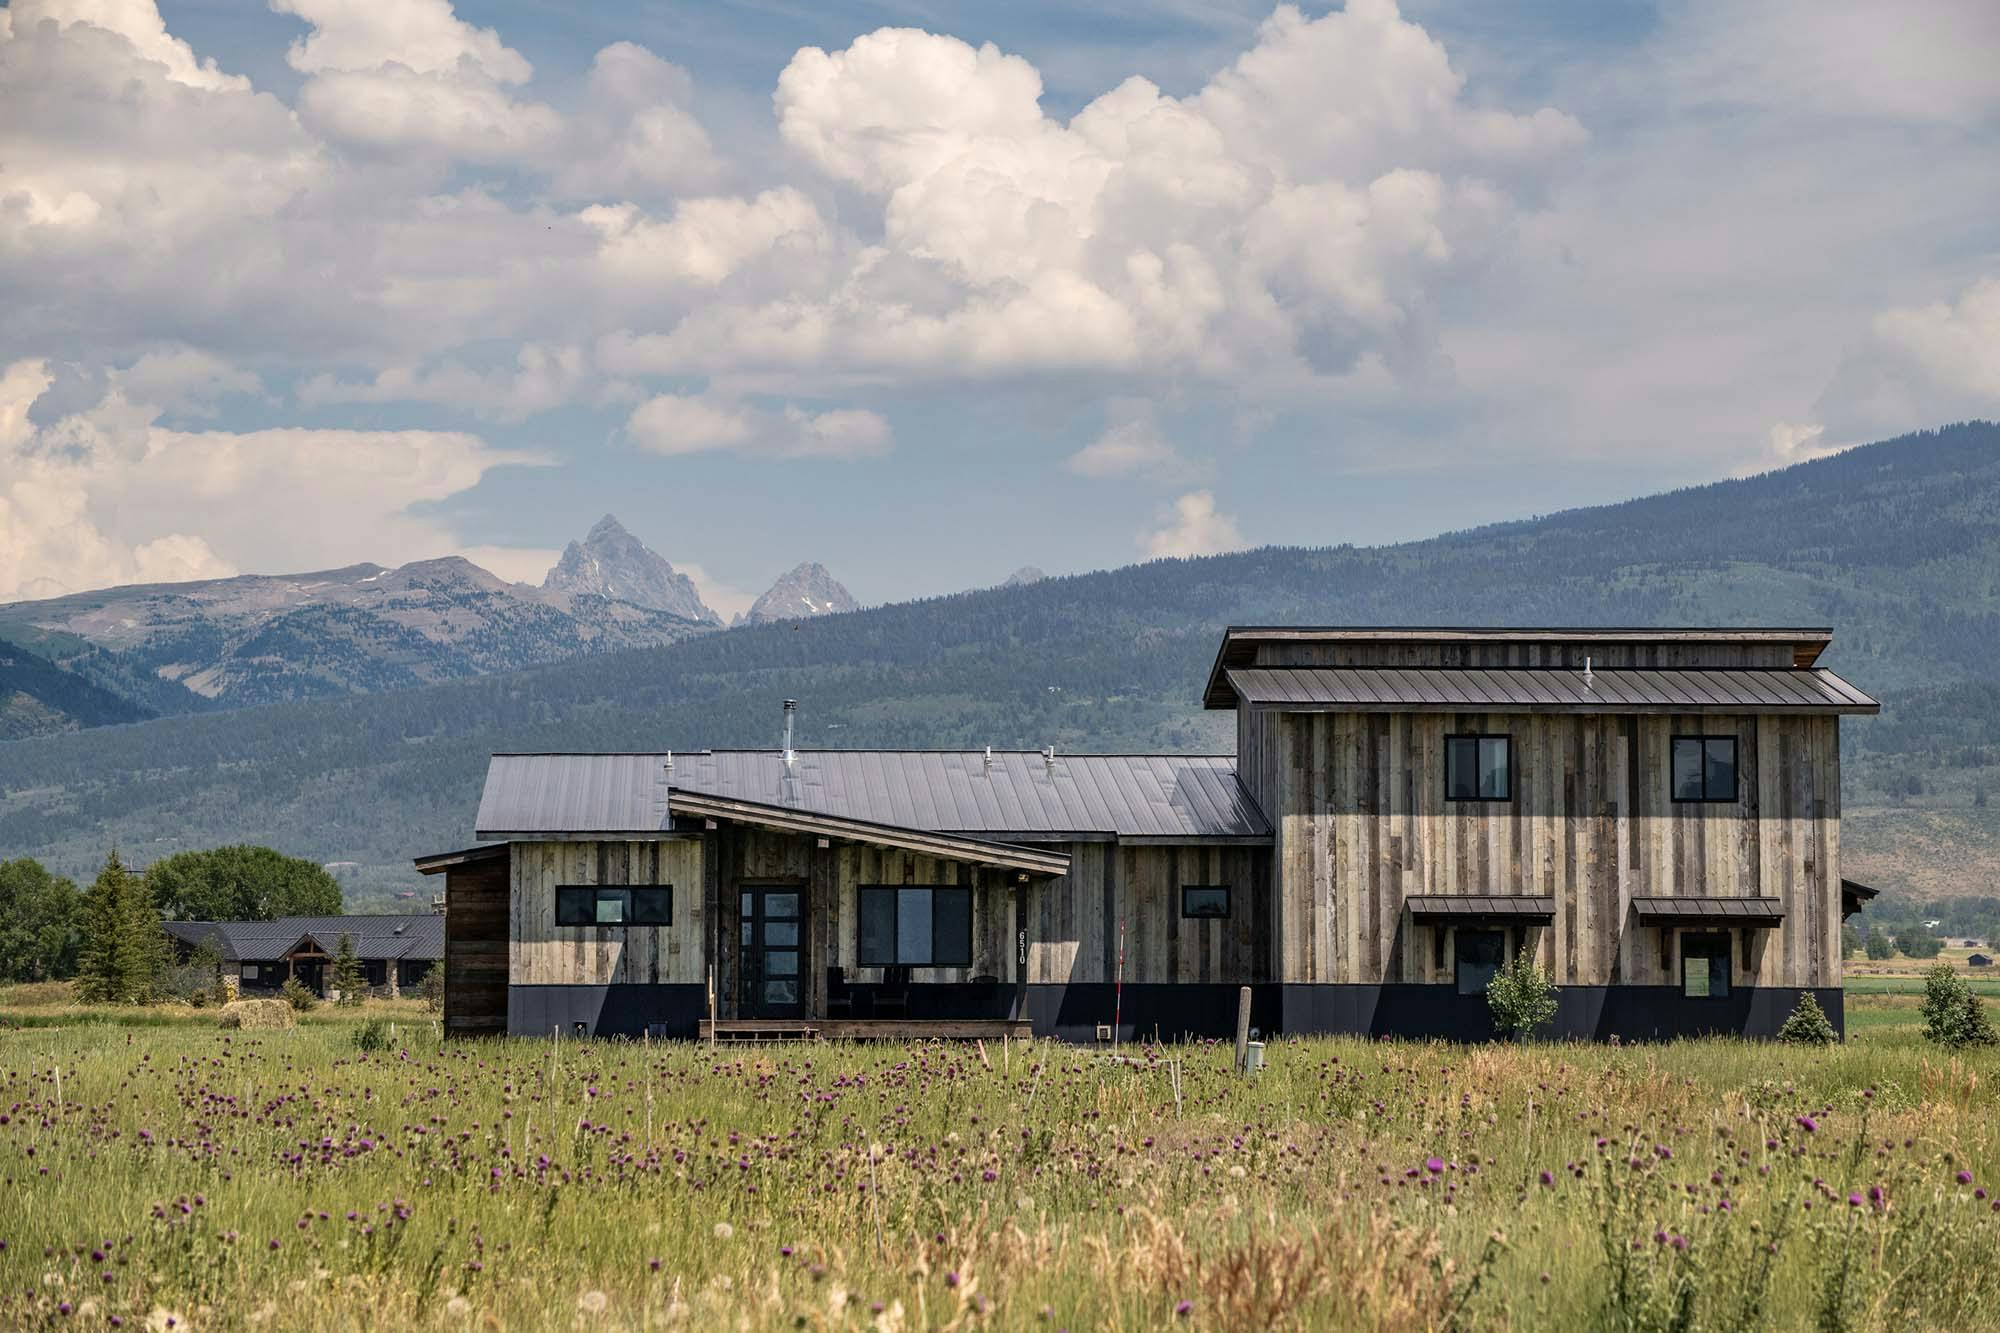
[0,1010,1996,1328]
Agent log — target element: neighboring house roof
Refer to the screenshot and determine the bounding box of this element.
[1219,666,1878,715]
[163,915,443,964]
[1970,955,1993,966]
[473,750,1271,844]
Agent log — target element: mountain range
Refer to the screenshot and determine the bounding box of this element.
[2,421,1999,913]
[0,515,858,733]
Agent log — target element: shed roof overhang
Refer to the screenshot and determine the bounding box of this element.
[1202,626,1840,708]
[413,844,509,876]
[1840,878,1880,920]
[1219,665,1879,715]
[1633,896,1786,927]
[665,788,1071,878]
[1406,894,1556,923]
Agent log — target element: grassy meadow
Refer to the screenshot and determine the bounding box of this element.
[2,986,1998,1331]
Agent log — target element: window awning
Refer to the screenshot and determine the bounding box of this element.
[1406,895,1555,923]
[1633,896,1784,926]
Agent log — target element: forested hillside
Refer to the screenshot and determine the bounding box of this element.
[3,422,1998,906]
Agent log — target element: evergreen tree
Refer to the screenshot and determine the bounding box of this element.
[75,852,167,1003]
[330,932,365,1006]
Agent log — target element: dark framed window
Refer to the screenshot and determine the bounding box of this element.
[1181,886,1231,919]
[1672,736,1739,803]
[1455,929,1505,995]
[857,886,971,967]
[555,885,672,926]
[1446,735,1513,802]
[1681,933,1731,998]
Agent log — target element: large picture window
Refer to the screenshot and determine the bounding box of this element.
[857,886,972,967]
[555,885,672,926]
[1681,933,1731,998]
[1672,736,1739,802]
[1446,735,1513,802]
[1455,929,1505,995]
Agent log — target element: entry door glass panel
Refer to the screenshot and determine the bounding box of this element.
[742,887,805,1017]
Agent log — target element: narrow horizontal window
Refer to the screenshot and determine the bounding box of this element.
[1181,886,1231,919]
[1671,736,1738,803]
[857,886,972,967]
[555,885,672,927]
[1446,735,1512,802]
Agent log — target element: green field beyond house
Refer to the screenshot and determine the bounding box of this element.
[1,988,1997,1331]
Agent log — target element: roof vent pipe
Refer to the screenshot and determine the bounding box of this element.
[983,745,993,772]
[1582,656,1594,689]
[782,700,797,766]
[1043,744,1056,772]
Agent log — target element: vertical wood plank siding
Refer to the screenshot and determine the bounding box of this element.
[1024,843,1269,985]
[509,840,705,985]
[443,859,507,1035]
[1264,711,1841,987]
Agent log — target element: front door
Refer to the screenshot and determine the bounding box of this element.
[740,887,805,1018]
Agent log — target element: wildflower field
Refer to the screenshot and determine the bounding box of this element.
[3,991,1999,1331]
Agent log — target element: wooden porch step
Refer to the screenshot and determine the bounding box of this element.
[701,1019,820,1043]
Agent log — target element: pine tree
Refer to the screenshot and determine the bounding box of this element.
[331,932,365,1006]
[74,852,166,1003]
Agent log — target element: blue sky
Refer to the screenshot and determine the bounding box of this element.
[3,0,1996,616]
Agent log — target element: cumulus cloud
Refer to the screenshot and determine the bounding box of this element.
[1064,409,1202,482]
[0,356,541,600]
[1141,490,1245,559]
[1813,275,2000,440]
[299,343,589,422]
[625,394,891,460]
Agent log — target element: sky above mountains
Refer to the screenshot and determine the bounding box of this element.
[2,0,1997,611]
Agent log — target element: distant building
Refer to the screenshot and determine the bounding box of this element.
[1970,954,1993,968]
[419,626,1881,1042]
[163,915,440,997]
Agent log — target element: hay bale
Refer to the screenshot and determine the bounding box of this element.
[218,999,296,1030]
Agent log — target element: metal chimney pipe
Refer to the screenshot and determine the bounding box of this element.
[782,699,797,765]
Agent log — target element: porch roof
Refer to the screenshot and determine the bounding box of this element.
[1406,895,1556,922]
[664,789,1071,877]
[1632,896,1786,926]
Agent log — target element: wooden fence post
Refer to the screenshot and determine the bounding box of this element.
[1233,986,1252,1074]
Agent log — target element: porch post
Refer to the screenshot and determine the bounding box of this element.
[1012,875,1029,1023]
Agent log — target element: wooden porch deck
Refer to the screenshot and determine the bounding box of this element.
[700,1018,1034,1043]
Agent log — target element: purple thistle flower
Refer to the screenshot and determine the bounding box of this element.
[1957,1171,1974,1185]
[1425,1157,1444,1174]
[1797,1115,1818,1133]
[1540,1170,1555,1187]
[1174,1299,1194,1317]
[1848,1194,1863,1208]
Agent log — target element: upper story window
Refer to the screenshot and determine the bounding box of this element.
[556,885,672,926]
[1181,886,1231,919]
[1672,736,1739,803]
[1446,735,1512,802]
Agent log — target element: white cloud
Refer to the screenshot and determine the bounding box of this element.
[1064,410,1202,481]
[1141,490,1245,559]
[456,544,562,585]
[10,0,248,91]
[624,394,891,460]
[299,343,588,422]
[1813,275,2000,441]
[0,355,541,599]
[674,561,758,622]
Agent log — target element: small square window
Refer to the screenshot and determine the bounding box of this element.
[240,964,259,982]
[1672,737,1738,802]
[1181,886,1230,919]
[1446,735,1512,802]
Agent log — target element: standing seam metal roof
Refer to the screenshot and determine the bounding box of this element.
[162,915,443,963]
[1223,666,1878,713]
[474,750,1271,841]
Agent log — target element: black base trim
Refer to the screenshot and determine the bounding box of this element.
[508,984,705,1038]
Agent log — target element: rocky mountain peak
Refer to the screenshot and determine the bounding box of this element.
[1002,566,1047,587]
[542,514,719,625]
[742,562,858,624]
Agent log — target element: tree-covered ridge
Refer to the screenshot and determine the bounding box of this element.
[0,422,1997,904]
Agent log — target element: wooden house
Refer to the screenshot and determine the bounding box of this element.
[163,914,442,997]
[418,626,1879,1041]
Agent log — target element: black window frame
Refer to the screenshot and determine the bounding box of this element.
[1671,735,1739,803]
[1454,928,1506,996]
[1181,885,1231,919]
[856,885,973,968]
[1445,734,1514,803]
[1680,932,1732,999]
[554,884,673,927]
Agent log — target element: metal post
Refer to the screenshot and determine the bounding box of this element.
[1112,918,1126,1049]
[1233,985,1252,1074]
[707,964,717,1051]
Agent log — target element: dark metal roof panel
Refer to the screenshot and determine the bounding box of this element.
[1224,667,1878,714]
[476,753,672,834]
[1406,895,1556,920]
[163,915,443,962]
[1632,896,1785,923]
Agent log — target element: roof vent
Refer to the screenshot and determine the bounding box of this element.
[782,699,797,766]
[983,745,993,772]
[1582,655,1595,689]
[1042,744,1056,773]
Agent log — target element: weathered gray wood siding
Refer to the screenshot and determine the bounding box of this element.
[1024,842,1270,985]
[509,840,705,986]
[1264,711,1841,988]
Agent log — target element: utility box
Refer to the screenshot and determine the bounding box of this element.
[1243,1041,1266,1074]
